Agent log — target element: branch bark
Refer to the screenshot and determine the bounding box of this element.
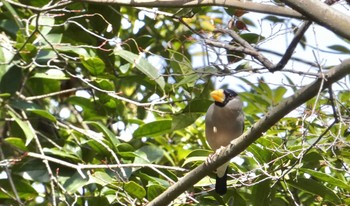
[74,0,303,19]
[148,59,350,206]
[281,0,350,40]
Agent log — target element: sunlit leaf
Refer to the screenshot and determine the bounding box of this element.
[147,185,166,201]
[0,179,38,199]
[134,145,164,164]
[182,149,211,166]
[31,15,55,36]
[287,177,341,204]
[27,109,57,122]
[63,171,90,193]
[124,181,146,200]
[7,109,35,146]
[133,120,171,138]
[85,121,120,147]
[31,69,68,80]
[115,49,165,90]
[4,137,27,151]
[81,56,105,75]
[43,148,81,162]
[91,171,115,186]
[301,168,350,190]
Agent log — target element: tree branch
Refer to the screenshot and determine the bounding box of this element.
[148,59,350,206]
[270,20,312,71]
[74,0,303,19]
[280,0,350,40]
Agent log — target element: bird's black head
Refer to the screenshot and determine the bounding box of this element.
[211,89,238,107]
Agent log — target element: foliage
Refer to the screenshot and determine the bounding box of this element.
[0,0,349,205]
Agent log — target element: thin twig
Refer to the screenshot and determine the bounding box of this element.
[4,0,73,12]
[214,28,275,69]
[22,87,86,101]
[65,71,169,107]
[270,21,312,71]
[20,110,57,206]
[57,121,128,181]
[26,152,187,171]
[0,143,23,205]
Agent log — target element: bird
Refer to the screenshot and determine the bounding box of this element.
[205,89,244,195]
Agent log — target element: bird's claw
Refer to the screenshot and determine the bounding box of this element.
[205,146,226,165]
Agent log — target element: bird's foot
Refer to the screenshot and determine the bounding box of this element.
[205,153,215,165]
[215,146,226,156]
[205,146,226,165]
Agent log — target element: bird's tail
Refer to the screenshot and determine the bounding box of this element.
[215,167,228,195]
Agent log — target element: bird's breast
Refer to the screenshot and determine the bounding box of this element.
[205,103,244,150]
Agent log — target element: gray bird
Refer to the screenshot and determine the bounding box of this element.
[205,89,244,195]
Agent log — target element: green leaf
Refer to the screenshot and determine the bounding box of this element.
[300,168,350,190]
[91,171,115,186]
[63,171,90,193]
[133,120,172,138]
[119,63,131,74]
[134,145,164,164]
[115,49,165,90]
[287,177,341,204]
[27,78,60,95]
[0,178,38,199]
[182,149,211,166]
[0,66,22,95]
[171,113,201,131]
[43,148,81,162]
[174,73,199,88]
[9,99,41,110]
[81,56,105,75]
[85,121,120,147]
[15,159,50,182]
[137,172,170,187]
[328,45,350,54]
[252,177,271,206]
[240,33,265,44]
[116,143,136,158]
[183,99,212,113]
[124,181,146,200]
[147,185,166,201]
[273,86,287,103]
[247,144,271,163]
[17,43,38,63]
[31,15,55,36]
[169,49,193,75]
[85,139,110,155]
[7,109,35,146]
[4,137,27,151]
[27,109,57,122]
[31,69,68,80]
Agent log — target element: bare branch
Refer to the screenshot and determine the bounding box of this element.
[281,0,350,40]
[4,0,73,12]
[270,21,312,71]
[212,28,275,69]
[72,0,303,19]
[21,87,86,101]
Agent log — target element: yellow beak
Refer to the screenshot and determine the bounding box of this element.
[210,89,225,103]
